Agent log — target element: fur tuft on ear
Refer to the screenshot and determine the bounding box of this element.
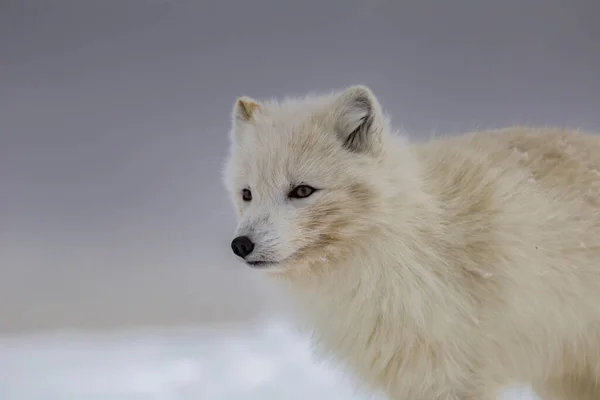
[233,96,261,123]
[333,85,385,155]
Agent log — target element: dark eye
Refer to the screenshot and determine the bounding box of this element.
[288,185,316,199]
[241,188,252,202]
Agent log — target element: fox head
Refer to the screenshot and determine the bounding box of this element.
[223,85,400,273]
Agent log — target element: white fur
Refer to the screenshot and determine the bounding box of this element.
[223,85,600,400]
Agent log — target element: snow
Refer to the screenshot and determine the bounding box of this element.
[0,319,539,400]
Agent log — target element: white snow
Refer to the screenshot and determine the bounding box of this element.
[0,319,539,400]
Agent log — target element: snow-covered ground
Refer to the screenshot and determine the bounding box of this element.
[0,319,539,400]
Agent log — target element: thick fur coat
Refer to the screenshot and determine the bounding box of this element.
[223,85,600,400]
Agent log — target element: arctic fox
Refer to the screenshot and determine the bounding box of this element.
[223,84,600,400]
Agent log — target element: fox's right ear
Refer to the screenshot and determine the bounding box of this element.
[233,96,261,123]
[230,96,261,144]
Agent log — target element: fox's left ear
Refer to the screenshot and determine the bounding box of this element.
[332,85,386,156]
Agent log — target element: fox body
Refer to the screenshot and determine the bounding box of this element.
[223,85,600,400]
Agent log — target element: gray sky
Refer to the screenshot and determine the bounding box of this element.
[1,0,599,333]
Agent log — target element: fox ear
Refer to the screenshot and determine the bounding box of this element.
[233,96,261,123]
[333,85,385,155]
[230,96,261,144]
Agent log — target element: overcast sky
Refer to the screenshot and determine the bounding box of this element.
[1,0,599,333]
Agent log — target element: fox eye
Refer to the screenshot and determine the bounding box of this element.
[241,188,252,202]
[288,185,317,199]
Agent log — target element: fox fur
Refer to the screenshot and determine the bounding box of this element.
[223,84,600,400]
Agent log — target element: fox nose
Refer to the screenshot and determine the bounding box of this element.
[231,236,255,259]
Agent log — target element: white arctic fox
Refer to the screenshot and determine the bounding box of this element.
[223,84,600,400]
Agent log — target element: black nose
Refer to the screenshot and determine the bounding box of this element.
[231,236,255,259]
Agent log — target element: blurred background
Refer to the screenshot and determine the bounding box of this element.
[0,0,598,398]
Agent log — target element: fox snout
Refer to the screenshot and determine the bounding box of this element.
[231,235,255,259]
